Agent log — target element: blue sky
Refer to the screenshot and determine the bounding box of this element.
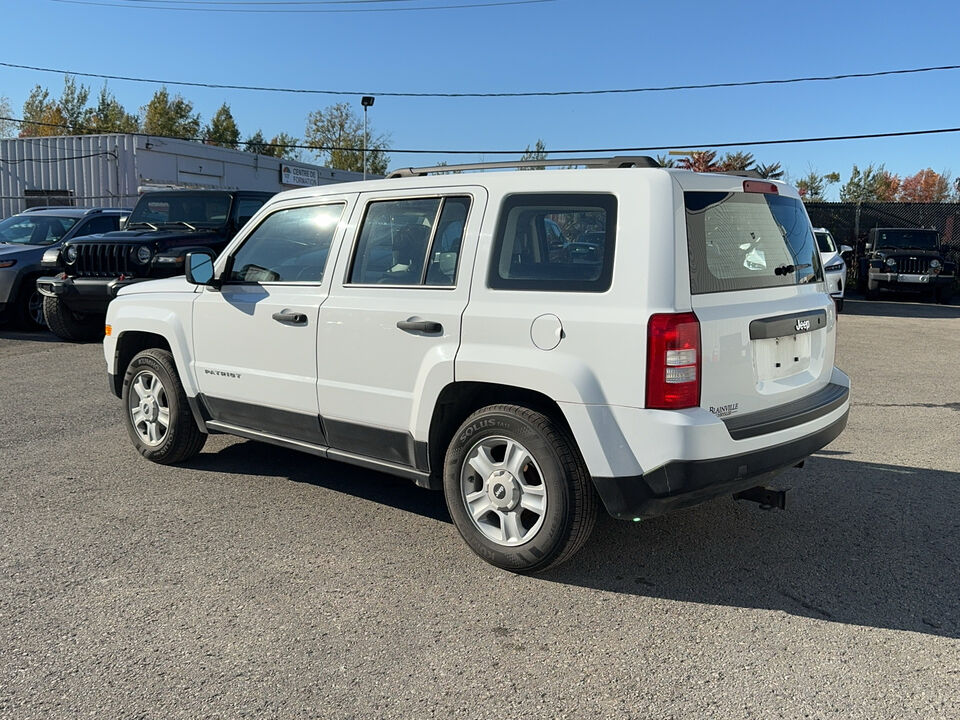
[1,0,959,199]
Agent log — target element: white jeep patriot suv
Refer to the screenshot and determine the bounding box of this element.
[103,156,850,572]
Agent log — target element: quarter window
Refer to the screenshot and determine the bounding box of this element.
[229,203,344,283]
[349,196,470,286]
[489,193,617,292]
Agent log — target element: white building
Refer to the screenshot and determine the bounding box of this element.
[0,134,365,217]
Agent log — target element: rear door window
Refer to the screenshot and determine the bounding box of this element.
[489,193,616,292]
[685,192,822,294]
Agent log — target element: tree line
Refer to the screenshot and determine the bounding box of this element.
[3,75,390,175]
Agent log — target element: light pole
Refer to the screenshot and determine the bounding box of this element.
[361,96,375,180]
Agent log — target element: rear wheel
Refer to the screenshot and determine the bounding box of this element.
[42,296,103,342]
[443,404,598,573]
[122,348,206,464]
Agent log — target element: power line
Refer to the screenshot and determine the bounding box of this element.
[0,151,117,164]
[50,0,551,12]
[3,115,960,155]
[3,59,958,99]
[116,0,454,5]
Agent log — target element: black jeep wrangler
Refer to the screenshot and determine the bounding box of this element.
[858,227,956,303]
[37,190,273,340]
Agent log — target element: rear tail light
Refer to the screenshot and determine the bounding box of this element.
[646,312,701,409]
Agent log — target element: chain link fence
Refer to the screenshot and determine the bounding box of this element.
[805,201,960,286]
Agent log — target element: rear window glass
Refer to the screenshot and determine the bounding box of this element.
[489,193,616,292]
[685,192,822,294]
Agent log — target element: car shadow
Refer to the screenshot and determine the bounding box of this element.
[544,455,960,639]
[184,441,958,638]
[182,439,451,523]
[0,327,60,342]
[842,296,960,319]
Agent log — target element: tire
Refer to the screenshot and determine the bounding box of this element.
[865,284,879,301]
[936,284,955,305]
[121,348,206,464]
[14,279,46,330]
[443,404,598,573]
[42,296,103,342]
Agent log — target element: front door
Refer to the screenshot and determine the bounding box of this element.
[316,189,485,468]
[193,198,353,444]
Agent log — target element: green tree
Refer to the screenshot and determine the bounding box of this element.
[58,75,92,131]
[304,102,389,174]
[519,138,547,169]
[141,87,201,139]
[755,161,784,179]
[243,129,269,155]
[20,85,63,136]
[87,85,139,133]
[839,164,899,202]
[204,103,240,148]
[655,154,676,168]
[268,132,301,160]
[720,151,755,172]
[0,96,15,137]
[795,170,841,201]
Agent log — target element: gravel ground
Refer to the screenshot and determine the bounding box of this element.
[1,298,958,719]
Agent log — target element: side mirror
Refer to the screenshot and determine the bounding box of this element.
[840,245,853,254]
[185,251,216,286]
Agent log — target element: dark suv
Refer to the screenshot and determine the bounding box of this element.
[37,190,273,340]
[858,227,957,303]
[0,207,129,330]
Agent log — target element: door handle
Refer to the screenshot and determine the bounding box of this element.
[397,318,443,334]
[272,310,308,325]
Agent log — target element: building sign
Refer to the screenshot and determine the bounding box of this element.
[280,164,319,187]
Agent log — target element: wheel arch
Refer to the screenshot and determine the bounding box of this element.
[111,330,172,398]
[425,381,578,486]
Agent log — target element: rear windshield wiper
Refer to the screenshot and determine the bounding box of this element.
[774,263,812,277]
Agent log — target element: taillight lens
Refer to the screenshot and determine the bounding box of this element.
[646,312,701,409]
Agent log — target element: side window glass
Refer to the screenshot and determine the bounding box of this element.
[229,203,344,283]
[425,197,470,286]
[489,193,617,292]
[75,216,117,237]
[234,198,267,228]
[349,198,441,285]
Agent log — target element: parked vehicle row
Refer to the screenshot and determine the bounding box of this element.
[856,227,956,303]
[101,157,850,572]
[0,207,129,329]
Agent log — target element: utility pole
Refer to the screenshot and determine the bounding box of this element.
[361,96,375,180]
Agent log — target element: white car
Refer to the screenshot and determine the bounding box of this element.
[813,227,852,311]
[103,157,850,573]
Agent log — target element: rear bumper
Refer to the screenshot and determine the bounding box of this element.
[35,276,148,313]
[593,407,848,519]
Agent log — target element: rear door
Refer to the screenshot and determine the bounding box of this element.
[680,178,835,416]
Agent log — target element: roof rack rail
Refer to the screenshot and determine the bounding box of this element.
[387,155,661,179]
[22,205,76,213]
[719,169,763,179]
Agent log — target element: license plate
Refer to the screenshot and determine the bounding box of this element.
[754,333,812,381]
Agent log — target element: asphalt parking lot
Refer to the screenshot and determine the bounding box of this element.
[1,298,959,719]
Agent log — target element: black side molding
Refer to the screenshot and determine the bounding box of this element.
[722,382,849,440]
[749,309,826,339]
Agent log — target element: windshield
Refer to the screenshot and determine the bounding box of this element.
[685,191,822,294]
[0,215,78,246]
[127,192,231,229]
[873,229,939,251]
[815,231,837,254]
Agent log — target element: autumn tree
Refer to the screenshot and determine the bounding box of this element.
[204,103,240,148]
[839,164,899,202]
[720,151,755,172]
[141,87,201,139]
[676,150,722,173]
[896,169,951,202]
[20,85,66,136]
[87,85,139,133]
[304,102,389,174]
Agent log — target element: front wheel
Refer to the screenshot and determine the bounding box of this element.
[42,296,102,341]
[122,348,206,464]
[15,280,46,330]
[443,404,598,573]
